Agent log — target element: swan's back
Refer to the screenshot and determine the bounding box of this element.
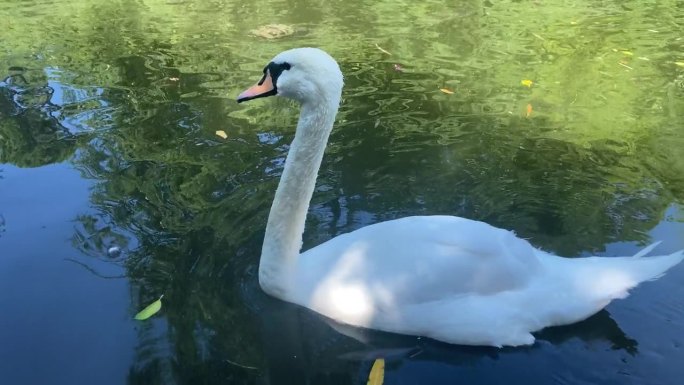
[296,215,539,301]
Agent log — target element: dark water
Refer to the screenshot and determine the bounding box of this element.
[1,0,684,384]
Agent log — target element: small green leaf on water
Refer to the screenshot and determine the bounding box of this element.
[134,295,164,320]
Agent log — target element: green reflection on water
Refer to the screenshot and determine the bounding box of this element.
[1,0,683,383]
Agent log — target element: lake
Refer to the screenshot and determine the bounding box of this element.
[1,0,684,384]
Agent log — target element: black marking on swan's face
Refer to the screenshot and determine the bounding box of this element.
[236,61,292,103]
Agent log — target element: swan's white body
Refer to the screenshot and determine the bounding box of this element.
[238,47,684,347]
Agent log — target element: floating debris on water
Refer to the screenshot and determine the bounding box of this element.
[107,246,122,258]
[250,24,295,39]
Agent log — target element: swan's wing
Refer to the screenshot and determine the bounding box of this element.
[297,215,542,306]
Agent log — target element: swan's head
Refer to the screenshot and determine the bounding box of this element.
[237,47,343,105]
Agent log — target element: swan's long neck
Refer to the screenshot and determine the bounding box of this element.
[259,97,340,298]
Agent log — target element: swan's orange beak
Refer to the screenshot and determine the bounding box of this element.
[237,71,277,103]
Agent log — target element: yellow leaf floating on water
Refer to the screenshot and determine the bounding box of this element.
[621,50,634,56]
[366,358,385,385]
[439,88,454,94]
[215,130,228,139]
[675,61,684,67]
[521,79,533,88]
[134,295,163,320]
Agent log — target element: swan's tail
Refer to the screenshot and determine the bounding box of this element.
[626,241,684,281]
[582,243,684,301]
[537,243,683,329]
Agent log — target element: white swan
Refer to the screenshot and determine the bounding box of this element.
[237,47,684,347]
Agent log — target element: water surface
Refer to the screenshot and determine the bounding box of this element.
[1,0,684,384]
